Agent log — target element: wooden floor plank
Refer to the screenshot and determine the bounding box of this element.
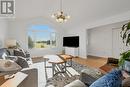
[72,56,107,68]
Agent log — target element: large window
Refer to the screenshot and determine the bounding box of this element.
[28,25,56,49]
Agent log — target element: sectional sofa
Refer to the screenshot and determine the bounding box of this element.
[0,48,38,87]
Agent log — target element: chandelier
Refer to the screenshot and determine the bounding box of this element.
[51,0,70,23]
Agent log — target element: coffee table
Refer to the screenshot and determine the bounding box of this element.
[58,54,73,66]
[44,55,66,76]
[44,55,73,76]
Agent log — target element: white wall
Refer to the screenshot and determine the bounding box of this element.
[64,11,130,59]
[65,28,87,58]
[7,17,64,57]
[88,26,112,57]
[0,19,8,48]
[87,21,129,58]
[6,10,130,58]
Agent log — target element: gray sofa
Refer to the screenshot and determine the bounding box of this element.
[65,69,130,87]
[0,48,38,87]
[0,48,31,61]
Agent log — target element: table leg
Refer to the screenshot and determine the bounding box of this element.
[44,59,48,80]
[70,59,72,66]
[52,63,55,77]
[64,62,67,72]
[44,60,46,68]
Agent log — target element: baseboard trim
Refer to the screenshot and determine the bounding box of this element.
[87,55,107,59]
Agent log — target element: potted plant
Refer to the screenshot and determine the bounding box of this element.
[119,22,130,66]
[119,50,130,66]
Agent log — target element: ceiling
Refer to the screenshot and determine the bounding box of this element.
[15,0,130,29]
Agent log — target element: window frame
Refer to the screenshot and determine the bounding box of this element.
[28,28,56,49]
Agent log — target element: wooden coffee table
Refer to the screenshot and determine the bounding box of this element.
[43,54,72,76]
[44,55,72,76]
[58,54,73,66]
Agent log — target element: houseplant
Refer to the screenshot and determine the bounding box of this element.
[120,22,130,46]
[119,22,130,66]
[118,50,130,66]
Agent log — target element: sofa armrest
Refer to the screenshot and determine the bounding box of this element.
[18,68,38,87]
[79,71,96,86]
[79,69,103,86]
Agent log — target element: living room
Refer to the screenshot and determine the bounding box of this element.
[0,0,130,87]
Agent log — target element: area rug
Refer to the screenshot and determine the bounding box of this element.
[45,61,102,87]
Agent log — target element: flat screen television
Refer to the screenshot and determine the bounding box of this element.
[63,36,79,47]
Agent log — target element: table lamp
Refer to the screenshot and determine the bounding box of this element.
[5,39,16,48]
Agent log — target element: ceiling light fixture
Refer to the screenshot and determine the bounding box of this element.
[51,0,70,23]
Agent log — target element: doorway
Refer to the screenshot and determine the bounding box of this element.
[112,28,129,58]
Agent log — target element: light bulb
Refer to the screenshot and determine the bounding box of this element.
[59,18,63,22]
[51,14,55,18]
[66,15,70,19]
[64,19,67,22]
[57,12,61,15]
[56,19,59,22]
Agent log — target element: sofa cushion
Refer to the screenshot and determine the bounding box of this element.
[90,69,122,87]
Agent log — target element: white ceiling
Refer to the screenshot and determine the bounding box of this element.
[15,0,130,29]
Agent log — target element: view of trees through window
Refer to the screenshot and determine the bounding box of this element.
[28,25,56,48]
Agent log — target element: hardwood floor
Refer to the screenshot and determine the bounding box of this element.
[32,55,108,68]
[73,56,108,68]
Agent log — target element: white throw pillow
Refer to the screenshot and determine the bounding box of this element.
[0,60,22,72]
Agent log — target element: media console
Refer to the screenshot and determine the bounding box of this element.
[65,47,79,57]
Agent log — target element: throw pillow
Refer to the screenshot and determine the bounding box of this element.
[14,49,26,58]
[0,60,22,74]
[15,56,29,68]
[0,48,10,59]
[19,48,26,57]
[90,69,122,87]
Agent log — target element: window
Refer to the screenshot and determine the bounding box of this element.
[28,25,56,49]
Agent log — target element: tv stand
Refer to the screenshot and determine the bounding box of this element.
[65,47,79,57]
